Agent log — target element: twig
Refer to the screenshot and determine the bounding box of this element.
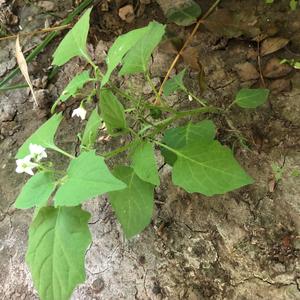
[0,24,72,42]
[156,0,221,105]
[257,42,266,87]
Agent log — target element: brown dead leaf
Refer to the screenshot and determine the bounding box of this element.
[234,62,259,81]
[15,35,38,106]
[203,9,260,38]
[269,79,291,94]
[181,47,200,71]
[260,37,289,56]
[118,5,135,23]
[263,58,293,78]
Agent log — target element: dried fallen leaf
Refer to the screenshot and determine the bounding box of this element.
[118,4,135,23]
[15,35,38,106]
[263,58,293,78]
[234,62,259,81]
[260,37,289,56]
[181,47,200,71]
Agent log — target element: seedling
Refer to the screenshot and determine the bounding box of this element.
[14,8,270,300]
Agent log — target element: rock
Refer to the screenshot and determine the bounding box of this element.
[0,98,17,122]
[37,1,55,12]
[234,62,259,81]
[263,58,293,78]
[94,40,108,64]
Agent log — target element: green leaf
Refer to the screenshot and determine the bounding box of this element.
[101,26,149,87]
[55,151,126,206]
[81,108,101,149]
[99,89,127,135]
[235,88,270,109]
[131,141,160,186]
[290,0,298,10]
[26,206,91,300]
[51,71,92,113]
[108,166,154,238]
[16,113,63,159]
[52,8,92,66]
[15,172,56,209]
[166,1,202,26]
[163,69,186,96]
[161,120,216,165]
[119,22,165,75]
[171,141,254,196]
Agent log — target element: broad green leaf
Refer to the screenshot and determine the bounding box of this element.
[171,141,254,196]
[101,26,149,87]
[235,88,270,109]
[119,22,165,75]
[16,113,63,159]
[51,71,92,113]
[55,151,126,206]
[81,108,101,149]
[131,141,160,186]
[108,166,154,238]
[52,8,92,66]
[165,1,202,26]
[15,172,56,209]
[163,69,186,96]
[26,206,91,300]
[161,120,216,165]
[99,89,127,135]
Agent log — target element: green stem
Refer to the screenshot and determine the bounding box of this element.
[0,0,94,89]
[50,145,76,159]
[103,139,138,159]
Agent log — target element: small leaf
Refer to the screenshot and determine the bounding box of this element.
[16,35,38,106]
[290,0,298,10]
[164,1,202,26]
[119,22,165,75]
[52,8,92,66]
[108,166,154,238]
[101,26,149,87]
[15,172,56,209]
[161,120,216,165]
[99,89,127,135]
[16,113,63,159]
[81,108,101,149]
[26,206,91,300]
[51,71,92,113]
[235,88,270,109]
[55,151,126,206]
[131,141,160,186]
[171,141,254,196]
[163,69,186,96]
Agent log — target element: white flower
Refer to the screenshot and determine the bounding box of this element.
[72,106,87,120]
[15,155,38,176]
[29,143,47,162]
[188,95,193,101]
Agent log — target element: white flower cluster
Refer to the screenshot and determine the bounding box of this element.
[16,144,47,176]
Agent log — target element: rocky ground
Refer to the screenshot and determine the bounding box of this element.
[0,0,300,299]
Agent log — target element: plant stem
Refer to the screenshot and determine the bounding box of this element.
[156,0,221,104]
[50,146,76,159]
[103,140,138,159]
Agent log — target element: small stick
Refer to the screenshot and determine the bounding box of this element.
[156,0,221,105]
[0,24,72,42]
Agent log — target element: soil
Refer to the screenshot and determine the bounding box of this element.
[0,0,300,299]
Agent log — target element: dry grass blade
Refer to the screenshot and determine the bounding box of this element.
[15,35,38,106]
